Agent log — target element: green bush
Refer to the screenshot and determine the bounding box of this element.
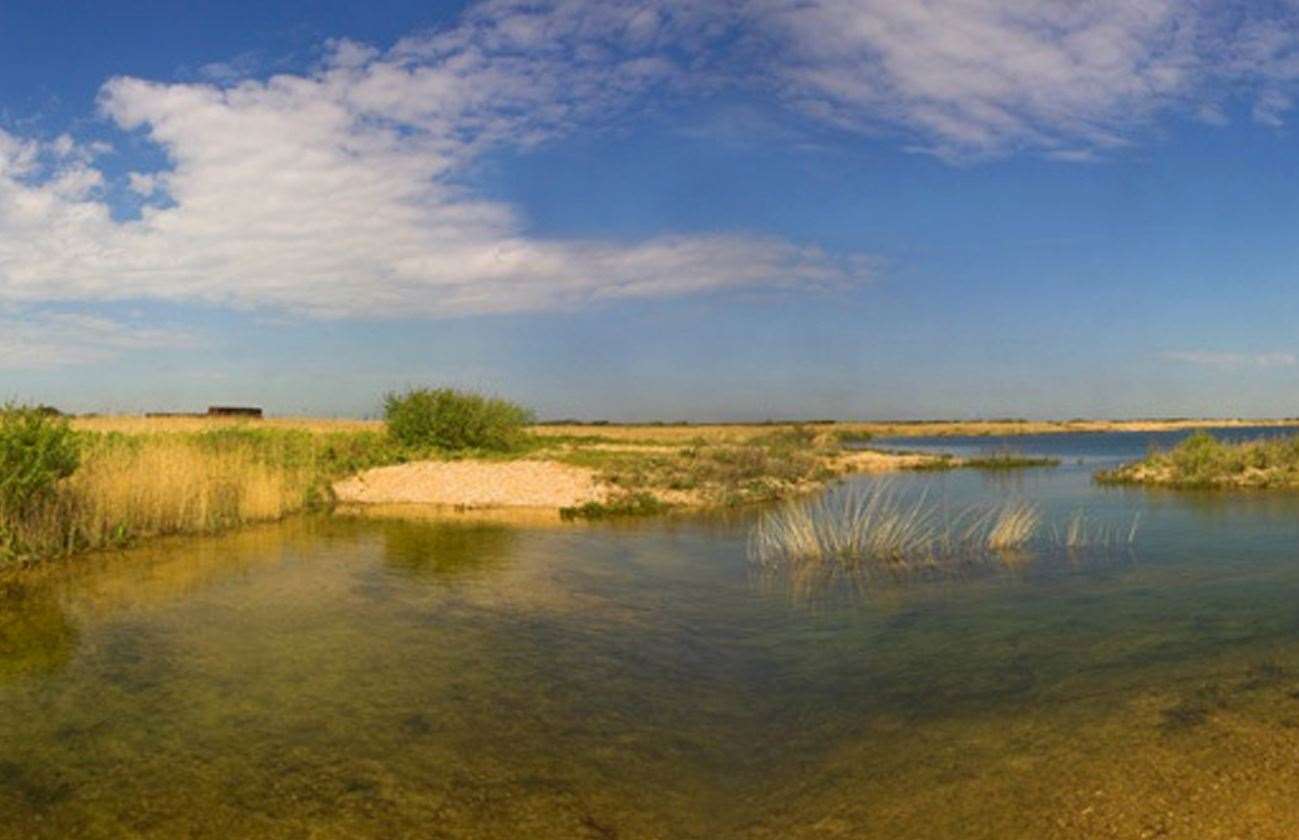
[1169,430,1230,484]
[0,405,80,519]
[383,388,535,452]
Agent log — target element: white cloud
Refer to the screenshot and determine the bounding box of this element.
[0,1,866,321]
[0,310,195,369]
[1163,351,1297,370]
[755,0,1199,160]
[6,0,1299,334]
[749,0,1299,159]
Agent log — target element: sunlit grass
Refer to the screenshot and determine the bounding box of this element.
[749,483,1138,573]
[1098,430,1299,488]
[985,501,1040,550]
[70,415,383,435]
[2,428,409,564]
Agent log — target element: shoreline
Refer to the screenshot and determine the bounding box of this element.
[533,417,1299,441]
[10,416,1296,568]
[330,448,940,515]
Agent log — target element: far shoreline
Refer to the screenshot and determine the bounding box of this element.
[530,417,1299,441]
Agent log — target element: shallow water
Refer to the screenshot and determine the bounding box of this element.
[7,430,1299,837]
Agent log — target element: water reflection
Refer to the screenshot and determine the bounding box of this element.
[750,543,1140,607]
[381,518,516,580]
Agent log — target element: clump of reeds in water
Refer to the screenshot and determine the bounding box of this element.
[985,500,1040,550]
[748,484,1040,569]
[748,483,1138,575]
[1056,510,1142,550]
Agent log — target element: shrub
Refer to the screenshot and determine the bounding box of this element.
[384,388,535,452]
[0,405,80,521]
[1169,430,1230,484]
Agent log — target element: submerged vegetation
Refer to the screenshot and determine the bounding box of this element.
[1098,431,1299,489]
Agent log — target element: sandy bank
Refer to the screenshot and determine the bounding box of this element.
[332,459,609,508]
[334,449,932,511]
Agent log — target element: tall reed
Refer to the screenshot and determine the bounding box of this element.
[1055,510,1142,549]
[748,483,1041,569]
[2,428,401,563]
[986,501,1040,550]
[750,483,1139,573]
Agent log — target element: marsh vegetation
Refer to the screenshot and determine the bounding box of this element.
[557,425,845,515]
[1098,430,1299,489]
[748,482,1139,574]
[0,418,413,564]
[902,446,1060,472]
[15,394,1223,565]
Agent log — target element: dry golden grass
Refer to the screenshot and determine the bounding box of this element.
[985,501,1040,551]
[5,435,323,561]
[68,440,309,540]
[71,415,382,435]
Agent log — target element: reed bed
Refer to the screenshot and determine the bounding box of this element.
[1,428,406,563]
[748,483,1138,572]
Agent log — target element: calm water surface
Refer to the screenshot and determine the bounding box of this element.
[7,429,1299,837]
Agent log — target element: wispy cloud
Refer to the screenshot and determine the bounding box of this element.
[0,310,196,370]
[1162,351,1297,370]
[753,0,1299,159]
[758,0,1197,161]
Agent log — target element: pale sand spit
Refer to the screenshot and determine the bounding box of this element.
[332,460,608,508]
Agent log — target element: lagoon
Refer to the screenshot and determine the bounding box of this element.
[6,429,1299,837]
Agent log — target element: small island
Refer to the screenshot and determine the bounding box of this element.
[1097,430,1299,489]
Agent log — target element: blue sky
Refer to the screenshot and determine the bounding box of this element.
[6,1,1299,420]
